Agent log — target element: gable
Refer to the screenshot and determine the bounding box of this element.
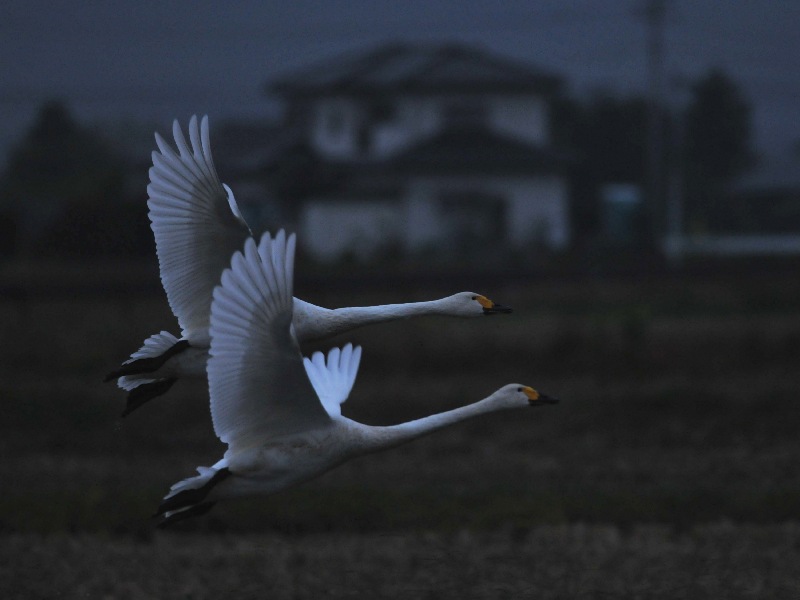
[270,43,561,97]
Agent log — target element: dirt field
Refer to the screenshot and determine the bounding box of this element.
[2,267,800,596]
[4,525,800,599]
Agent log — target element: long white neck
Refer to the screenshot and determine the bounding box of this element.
[354,395,507,454]
[334,299,452,325]
[294,298,452,341]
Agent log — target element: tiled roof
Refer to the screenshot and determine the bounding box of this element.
[269,43,561,96]
[384,127,569,175]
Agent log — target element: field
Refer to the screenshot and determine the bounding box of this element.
[2,263,800,598]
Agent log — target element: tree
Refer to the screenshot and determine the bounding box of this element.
[0,100,127,254]
[552,92,650,245]
[683,69,754,231]
[2,100,123,204]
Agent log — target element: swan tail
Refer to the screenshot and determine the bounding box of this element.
[155,466,231,527]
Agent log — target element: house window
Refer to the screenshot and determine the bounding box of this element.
[369,100,396,124]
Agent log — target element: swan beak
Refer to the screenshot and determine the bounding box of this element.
[477,296,513,315]
[523,387,559,406]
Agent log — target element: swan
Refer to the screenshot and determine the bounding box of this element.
[106,115,512,416]
[155,230,557,527]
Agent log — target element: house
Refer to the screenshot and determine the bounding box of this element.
[266,43,570,262]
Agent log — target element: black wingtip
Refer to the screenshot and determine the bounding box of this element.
[121,378,177,417]
[106,339,191,382]
[155,468,232,517]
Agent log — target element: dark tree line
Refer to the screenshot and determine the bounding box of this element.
[683,70,754,233]
[555,68,754,247]
[0,100,151,256]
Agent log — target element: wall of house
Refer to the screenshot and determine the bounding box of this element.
[504,176,569,248]
[371,97,440,158]
[309,92,549,160]
[300,199,404,260]
[404,175,569,251]
[298,173,568,262]
[489,95,548,145]
[311,96,440,160]
[403,180,443,249]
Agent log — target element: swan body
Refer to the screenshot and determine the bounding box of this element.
[108,115,511,414]
[156,230,556,526]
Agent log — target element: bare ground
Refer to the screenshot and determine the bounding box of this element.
[4,524,800,599]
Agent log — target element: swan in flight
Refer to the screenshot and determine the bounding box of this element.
[156,230,557,526]
[106,115,512,415]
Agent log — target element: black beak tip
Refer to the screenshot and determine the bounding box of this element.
[483,304,513,315]
[530,394,559,406]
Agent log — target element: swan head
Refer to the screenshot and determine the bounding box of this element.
[445,292,513,317]
[492,384,559,409]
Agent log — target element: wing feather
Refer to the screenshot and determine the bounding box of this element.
[207,231,331,452]
[303,343,362,418]
[147,115,252,343]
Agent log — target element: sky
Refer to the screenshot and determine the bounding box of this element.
[2,0,799,164]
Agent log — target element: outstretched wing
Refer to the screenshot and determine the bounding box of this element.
[303,344,362,418]
[147,115,252,343]
[207,230,331,452]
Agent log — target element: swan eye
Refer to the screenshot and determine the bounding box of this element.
[517,387,522,392]
[471,296,477,301]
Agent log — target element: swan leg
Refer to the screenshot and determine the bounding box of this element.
[157,502,217,528]
[104,339,191,381]
[121,378,178,417]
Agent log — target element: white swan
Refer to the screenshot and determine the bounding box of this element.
[107,115,512,415]
[156,230,557,526]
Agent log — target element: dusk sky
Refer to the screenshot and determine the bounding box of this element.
[2,0,799,162]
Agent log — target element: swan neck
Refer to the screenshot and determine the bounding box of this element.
[361,397,500,452]
[330,300,443,332]
[293,298,450,342]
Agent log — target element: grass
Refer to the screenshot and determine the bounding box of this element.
[2,266,800,594]
[3,525,800,599]
[2,274,799,533]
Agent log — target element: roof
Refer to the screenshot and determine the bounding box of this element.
[269,43,561,97]
[211,120,289,174]
[383,127,569,176]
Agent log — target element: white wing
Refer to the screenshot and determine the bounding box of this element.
[207,230,331,452]
[303,344,362,418]
[147,115,252,343]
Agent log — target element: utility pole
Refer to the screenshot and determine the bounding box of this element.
[639,0,667,249]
